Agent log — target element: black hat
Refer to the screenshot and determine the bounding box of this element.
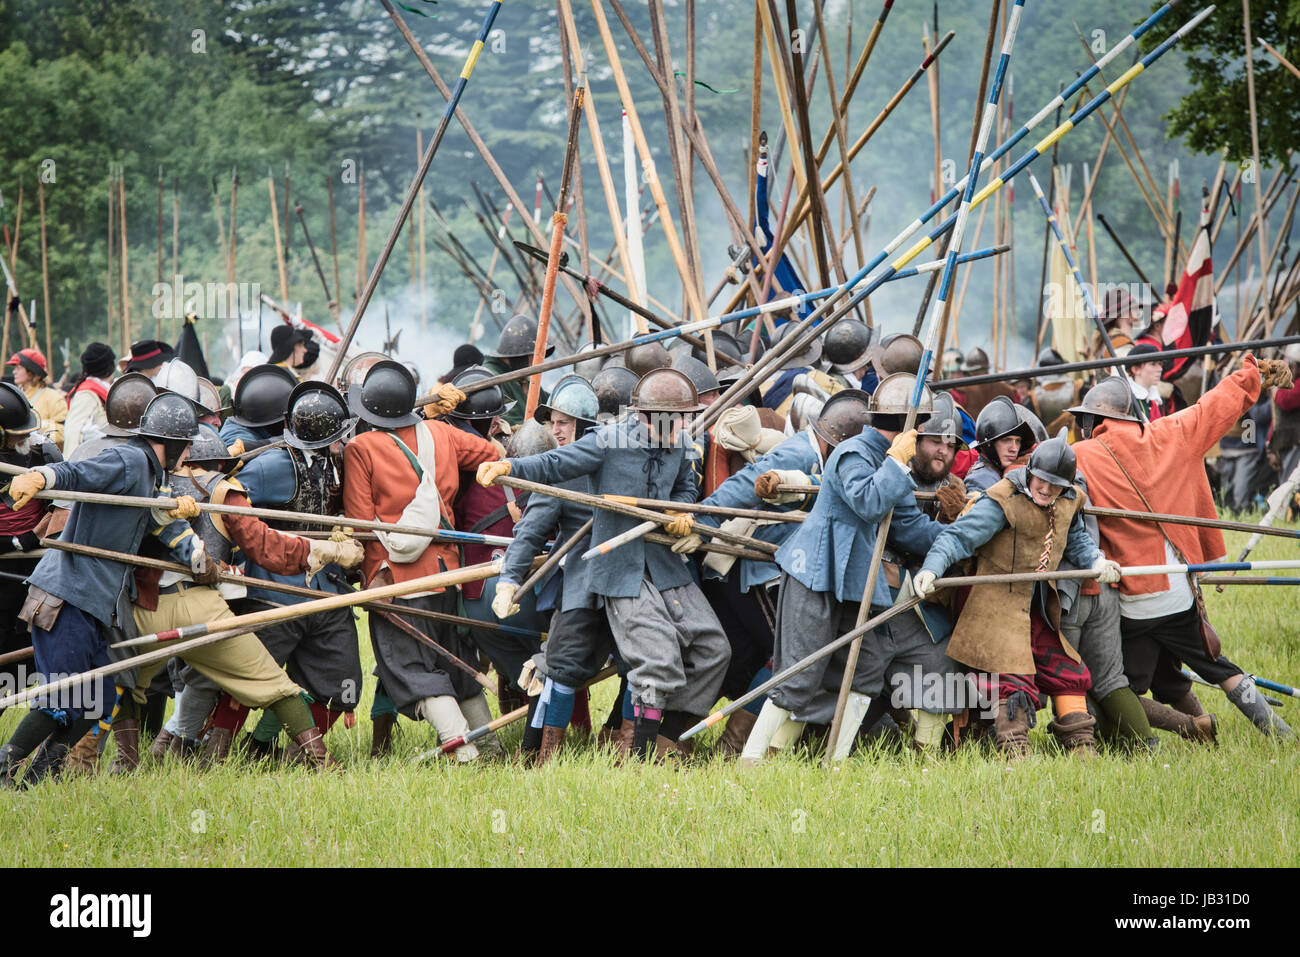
[347,359,422,429]
[119,339,175,373]
[231,364,299,429]
[442,343,486,384]
[268,324,311,364]
[0,380,40,436]
[1127,342,1161,361]
[80,342,116,379]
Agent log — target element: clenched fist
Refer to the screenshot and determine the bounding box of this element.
[426,383,467,417]
[664,511,695,537]
[754,471,783,500]
[1258,358,1294,390]
[886,428,918,467]
[166,495,201,520]
[476,460,511,487]
[934,481,968,524]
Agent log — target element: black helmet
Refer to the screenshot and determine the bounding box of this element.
[973,396,1044,462]
[1027,428,1076,487]
[0,381,40,437]
[137,392,200,469]
[671,354,721,397]
[492,314,554,359]
[811,389,872,449]
[186,422,235,468]
[917,391,968,449]
[231,364,298,429]
[285,381,356,450]
[448,365,515,421]
[823,320,874,373]
[592,365,638,416]
[347,359,421,429]
[103,372,158,437]
[1037,347,1066,367]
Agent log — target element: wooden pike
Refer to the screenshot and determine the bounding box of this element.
[268,172,289,309]
[38,179,52,361]
[118,170,130,352]
[524,65,585,421]
[295,202,339,323]
[156,167,164,338]
[1242,0,1271,333]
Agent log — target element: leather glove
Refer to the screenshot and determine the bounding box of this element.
[426,383,467,418]
[1258,358,1294,390]
[913,569,937,600]
[1092,556,1122,584]
[492,581,521,620]
[476,460,511,487]
[754,469,813,505]
[333,538,365,569]
[166,494,200,520]
[754,470,784,500]
[9,531,40,552]
[329,525,354,544]
[664,510,695,537]
[517,658,545,697]
[306,538,354,580]
[8,470,47,509]
[226,439,246,457]
[671,532,704,555]
[886,428,918,467]
[935,481,969,524]
[190,541,221,586]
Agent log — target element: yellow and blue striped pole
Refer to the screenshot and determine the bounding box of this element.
[326,0,503,381]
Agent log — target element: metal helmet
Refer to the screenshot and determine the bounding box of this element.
[974,396,1036,450]
[1014,403,1049,446]
[691,329,743,368]
[536,373,599,425]
[1067,374,1140,423]
[153,359,201,404]
[104,372,158,436]
[448,365,515,421]
[505,419,558,458]
[870,332,924,376]
[591,365,638,416]
[1036,347,1066,368]
[347,359,421,429]
[231,364,298,429]
[0,380,39,436]
[136,392,200,442]
[810,388,872,449]
[868,372,934,418]
[492,314,554,359]
[195,377,224,418]
[916,391,968,449]
[1027,427,1077,487]
[285,380,356,449]
[571,342,606,381]
[186,422,234,467]
[625,341,672,378]
[823,320,874,373]
[940,348,965,377]
[775,320,822,369]
[630,367,704,413]
[960,346,990,373]
[671,353,721,397]
[338,351,389,391]
[1283,343,1300,364]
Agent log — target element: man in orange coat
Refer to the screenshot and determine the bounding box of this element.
[1071,355,1294,738]
[342,361,502,761]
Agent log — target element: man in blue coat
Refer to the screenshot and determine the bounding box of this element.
[742,374,946,763]
[479,368,730,760]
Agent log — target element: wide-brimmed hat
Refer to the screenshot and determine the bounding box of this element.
[118,339,175,373]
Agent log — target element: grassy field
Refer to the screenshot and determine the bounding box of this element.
[2,522,1297,868]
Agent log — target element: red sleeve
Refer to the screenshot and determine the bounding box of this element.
[1274,382,1300,412]
[221,488,311,574]
[342,438,375,523]
[1155,357,1262,457]
[448,421,499,471]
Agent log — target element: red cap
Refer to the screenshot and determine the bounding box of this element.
[6,348,48,376]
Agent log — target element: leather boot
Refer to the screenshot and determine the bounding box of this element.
[107,719,140,775]
[993,703,1032,759]
[1049,710,1098,757]
[370,713,397,758]
[0,742,31,788]
[535,725,566,767]
[286,727,339,771]
[615,718,635,759]
[199,727,234,766]
[22,741,68,785]
[1170,689,1206,717]
[1138,696,1217,745]
[63,730,101,776]
[148,728,175,761]
[715,708,758,759]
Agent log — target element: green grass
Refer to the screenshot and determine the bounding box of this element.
[2,522,1298,867]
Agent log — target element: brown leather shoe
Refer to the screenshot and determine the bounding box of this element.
[1138,697,1217,746]
[148,728,175,761]
[715,708,757,759]
[616,717,635,758]
[535,724,566,767]
[107,719,140,775]
[993,705,1031,759]
[200,727,234,766]
[1171,689,1207,717]
[63,730,101,776]
[286,727,339,771]
[1049,710,1098,758]
[1191,713,1218,745]
[370,713,397,758]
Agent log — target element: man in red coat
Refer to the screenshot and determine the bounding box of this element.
[1071,355,1294,738]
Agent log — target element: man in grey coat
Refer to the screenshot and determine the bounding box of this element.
[479,368,730,760]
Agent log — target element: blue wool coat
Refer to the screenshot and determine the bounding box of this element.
[498,474,597,613]
[27,438,200,626]
[776,428,942,607]
[507,417,697,599]
[695,429,823,593]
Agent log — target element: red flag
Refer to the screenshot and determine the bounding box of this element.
[1159,197,1215,381]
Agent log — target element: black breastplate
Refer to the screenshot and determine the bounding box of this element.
[276,447,342,531]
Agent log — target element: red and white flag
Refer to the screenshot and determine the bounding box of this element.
[1159,197,1215,380]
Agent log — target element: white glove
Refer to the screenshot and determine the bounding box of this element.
[913,569,938,600]
[1092,556,1122,584]
[671,532,704,555]
[491,581,521,620]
